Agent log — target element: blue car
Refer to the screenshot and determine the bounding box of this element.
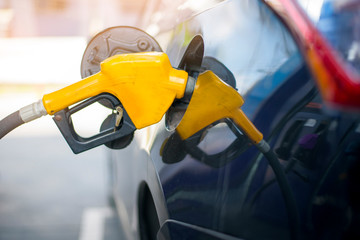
[80,0,360,239]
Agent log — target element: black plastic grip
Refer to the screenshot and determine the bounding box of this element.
[53,93,136,154]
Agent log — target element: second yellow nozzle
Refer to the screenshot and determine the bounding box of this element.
[176,71,263,144]
[42,52,188,129]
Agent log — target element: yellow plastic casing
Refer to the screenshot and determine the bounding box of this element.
[42,52,188,129]
[176,71,263,144]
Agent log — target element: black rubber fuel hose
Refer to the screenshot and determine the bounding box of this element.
[0,111,24,139]
[260,147,300,240]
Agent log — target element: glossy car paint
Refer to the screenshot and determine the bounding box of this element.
[109,0,360,239]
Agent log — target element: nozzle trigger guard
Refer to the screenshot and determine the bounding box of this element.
[53,93,136,154]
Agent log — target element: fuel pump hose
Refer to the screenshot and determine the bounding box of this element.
[0,111,24,139]
[256,140,300,240]
[0,100,47,139]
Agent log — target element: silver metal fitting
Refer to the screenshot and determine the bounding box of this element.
[19,99,48,123]
[256,139,271,153]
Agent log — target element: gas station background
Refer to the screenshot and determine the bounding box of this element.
[0,0,149,137]
[0,1,148,239]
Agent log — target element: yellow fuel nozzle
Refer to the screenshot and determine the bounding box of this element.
[42,52,188,129]
[176,70,263,144]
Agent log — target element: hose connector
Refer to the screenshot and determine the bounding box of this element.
[19,99,47,123]
[256,139,271,153]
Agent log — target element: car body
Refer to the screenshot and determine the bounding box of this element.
[108,0,360,239]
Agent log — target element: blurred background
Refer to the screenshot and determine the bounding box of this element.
[0,0,149,239]
[0,0,151,135]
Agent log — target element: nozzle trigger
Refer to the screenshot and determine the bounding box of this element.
[53,93,136,154]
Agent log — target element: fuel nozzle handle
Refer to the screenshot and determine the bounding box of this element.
[0,52,189,139]
[43,52,188,129]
